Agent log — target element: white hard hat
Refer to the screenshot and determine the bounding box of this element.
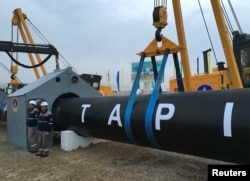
[40,101,48,106]
[29,100,36,106]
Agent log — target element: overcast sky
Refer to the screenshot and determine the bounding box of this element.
[0,0,249,91]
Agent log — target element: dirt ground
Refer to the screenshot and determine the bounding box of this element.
[0,121,229,181]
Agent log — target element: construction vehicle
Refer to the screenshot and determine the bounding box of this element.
[1,8,112,94]
[169,0,249,92]
[12,8,112,96]
[0,8,61,95]
[0,8,112,121]
[0,9,60,122]
[80,73,112,96]
[0,8,60,117]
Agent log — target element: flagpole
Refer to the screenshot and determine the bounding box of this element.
[208,51,211,73]
[108,70,110,86]
[106,72,107,85]
[116,71,120,92]
[121,68,124,91]
[197,57,199,74]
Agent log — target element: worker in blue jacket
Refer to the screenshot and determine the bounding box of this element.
[27,100,39,153]
[35,101,53,157]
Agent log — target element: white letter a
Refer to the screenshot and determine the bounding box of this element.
[108,104,122,127]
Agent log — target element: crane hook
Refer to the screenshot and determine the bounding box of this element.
[155,28,162,42]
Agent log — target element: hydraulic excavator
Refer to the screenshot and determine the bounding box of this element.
[0,8,112,121]
[169,0,249,92]
[1,8,112,95]
[0,17,59,121]
[0,8,60,121]
[1,8,60,94]
[11,8,112,96]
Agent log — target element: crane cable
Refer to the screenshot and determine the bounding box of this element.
[220,0,234,40]
[154,0,167,7]
[220,0,243,38]
[227,0,243,34]
[10,23,20,67]
[198,0,218,64]
[26,18,78,73]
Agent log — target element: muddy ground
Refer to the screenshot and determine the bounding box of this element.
[0,121,229,181]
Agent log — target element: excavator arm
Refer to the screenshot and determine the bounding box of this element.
[0,41,58,56]
[0,41,59,68]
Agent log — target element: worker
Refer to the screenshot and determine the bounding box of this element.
[27,100,39,153]
[35,101,53,157]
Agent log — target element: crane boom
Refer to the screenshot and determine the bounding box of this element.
[169,0,244,91]
[211,0,243,88]
[11,8,58,78]
[172,0,192,91]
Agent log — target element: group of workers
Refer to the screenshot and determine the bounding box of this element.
[27,100,53,157]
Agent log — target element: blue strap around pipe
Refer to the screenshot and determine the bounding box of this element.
[145,49,170,148]
[124,52,146,144]
[173,53,185,92]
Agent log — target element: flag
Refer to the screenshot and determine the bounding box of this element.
[197,57,199,74]
[106,71,110,86]
[151,81,155,88]
[116,71,120,91]
[121,68,124,90]
[179,60,183,76]
[207,51,211,73]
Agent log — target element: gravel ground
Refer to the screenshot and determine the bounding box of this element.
[0,121,229,181]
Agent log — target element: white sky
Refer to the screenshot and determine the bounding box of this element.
[0,0,249,91]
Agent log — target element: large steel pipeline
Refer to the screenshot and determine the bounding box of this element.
[53,89,250,164]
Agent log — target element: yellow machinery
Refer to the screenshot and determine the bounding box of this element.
[169,68,231,92]
[169,0,244,92]
[8,8,112,96]
[12,8,54,79]
[80,74,112,96]
[169,49,232,92]
[135,0,192,93]
[99,85,112,96]
[2,8,60,93]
